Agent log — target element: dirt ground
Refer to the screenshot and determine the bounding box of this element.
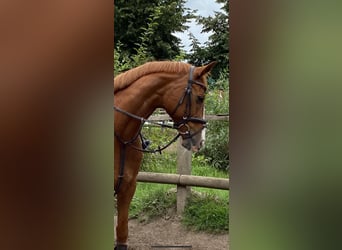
[115,215,229,250]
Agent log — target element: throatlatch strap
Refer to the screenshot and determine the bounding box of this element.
[114,143,126,195]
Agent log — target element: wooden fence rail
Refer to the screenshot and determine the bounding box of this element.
[137,172,229,190]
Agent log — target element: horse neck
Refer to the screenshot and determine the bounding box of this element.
[114,72,185,137]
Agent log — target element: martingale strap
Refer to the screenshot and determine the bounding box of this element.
[114,142,126,195]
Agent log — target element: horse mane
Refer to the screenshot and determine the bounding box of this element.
[114,61,191,94]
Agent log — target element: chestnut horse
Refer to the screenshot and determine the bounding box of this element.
[114,61,216,249]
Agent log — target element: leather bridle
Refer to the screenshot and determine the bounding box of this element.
[169,66,207,139]
[114,65,207,194]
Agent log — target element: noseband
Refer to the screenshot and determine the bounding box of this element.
[114,65,207,194]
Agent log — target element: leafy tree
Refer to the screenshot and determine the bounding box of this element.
[187,33,208,65]
[187,0,229,80]
[114,0,195,60]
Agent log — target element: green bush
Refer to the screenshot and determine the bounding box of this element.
[205,71,229,114]
[208,68,229,91]
[200,121,229,171]
[198,72,229,171]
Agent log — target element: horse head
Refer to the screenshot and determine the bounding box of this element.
[165,61,217,152]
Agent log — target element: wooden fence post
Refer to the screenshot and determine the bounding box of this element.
[176,138,192,214]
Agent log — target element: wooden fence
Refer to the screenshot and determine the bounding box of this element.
[137,112,229,214]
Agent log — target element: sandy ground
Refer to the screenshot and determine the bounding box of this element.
[115,215,229,250]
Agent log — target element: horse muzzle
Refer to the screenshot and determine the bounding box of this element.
[175,117,206,152]
[180,131,204,152]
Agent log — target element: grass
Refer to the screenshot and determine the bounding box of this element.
[129,151,229,233]
[129,184,176,222]
[140,152,177,173]
[182,193,229,233]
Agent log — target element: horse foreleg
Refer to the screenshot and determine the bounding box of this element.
[115,177,137,248]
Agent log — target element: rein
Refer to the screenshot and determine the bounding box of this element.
[114,66,207,195]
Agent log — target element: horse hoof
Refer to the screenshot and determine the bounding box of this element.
[114,244,128,250]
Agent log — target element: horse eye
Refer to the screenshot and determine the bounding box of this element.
[197,96,205,103]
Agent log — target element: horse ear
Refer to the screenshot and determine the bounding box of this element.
[196,61,217,77]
